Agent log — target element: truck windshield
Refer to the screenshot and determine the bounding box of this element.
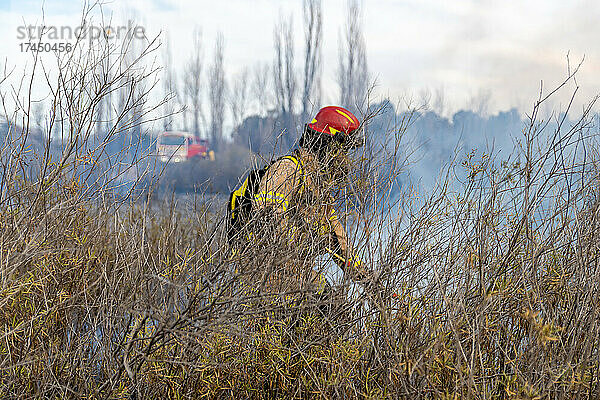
[159,135,186,145]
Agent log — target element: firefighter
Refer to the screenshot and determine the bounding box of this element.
[248,105,367,292]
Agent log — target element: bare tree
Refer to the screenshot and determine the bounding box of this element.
[273,14,297,148]
[228,68,250,131]
[95,33,112,139]
[252,62,272,116]
[234,63,275,153]
[208,33,226,151]
[338,0,368,113]
[301,0,322,121]
[468,88,492,116]
[161,35,180,131]
[433,86,446,116]
[418,87,432,110]
[184,28,204,138]
[32,101,44,144]
[115,27,139,160]
[110,19,152,165]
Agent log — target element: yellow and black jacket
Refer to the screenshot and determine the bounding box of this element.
[227,151,304,244]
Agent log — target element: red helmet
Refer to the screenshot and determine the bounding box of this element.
[306,106,362,146]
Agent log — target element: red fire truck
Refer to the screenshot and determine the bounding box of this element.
[156,131,214,163]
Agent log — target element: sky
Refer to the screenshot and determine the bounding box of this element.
[1,0,599,120]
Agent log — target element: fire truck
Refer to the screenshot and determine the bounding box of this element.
[156,131,214,163]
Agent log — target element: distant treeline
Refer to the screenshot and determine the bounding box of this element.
[3,103,587,197]
[157,102,529,195]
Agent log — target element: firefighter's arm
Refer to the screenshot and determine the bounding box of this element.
[323,202,368,282]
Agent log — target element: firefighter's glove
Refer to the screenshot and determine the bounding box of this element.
[345,256,368,282]
[345,255,361,272]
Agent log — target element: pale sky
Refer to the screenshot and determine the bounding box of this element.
[1,0,599,120]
